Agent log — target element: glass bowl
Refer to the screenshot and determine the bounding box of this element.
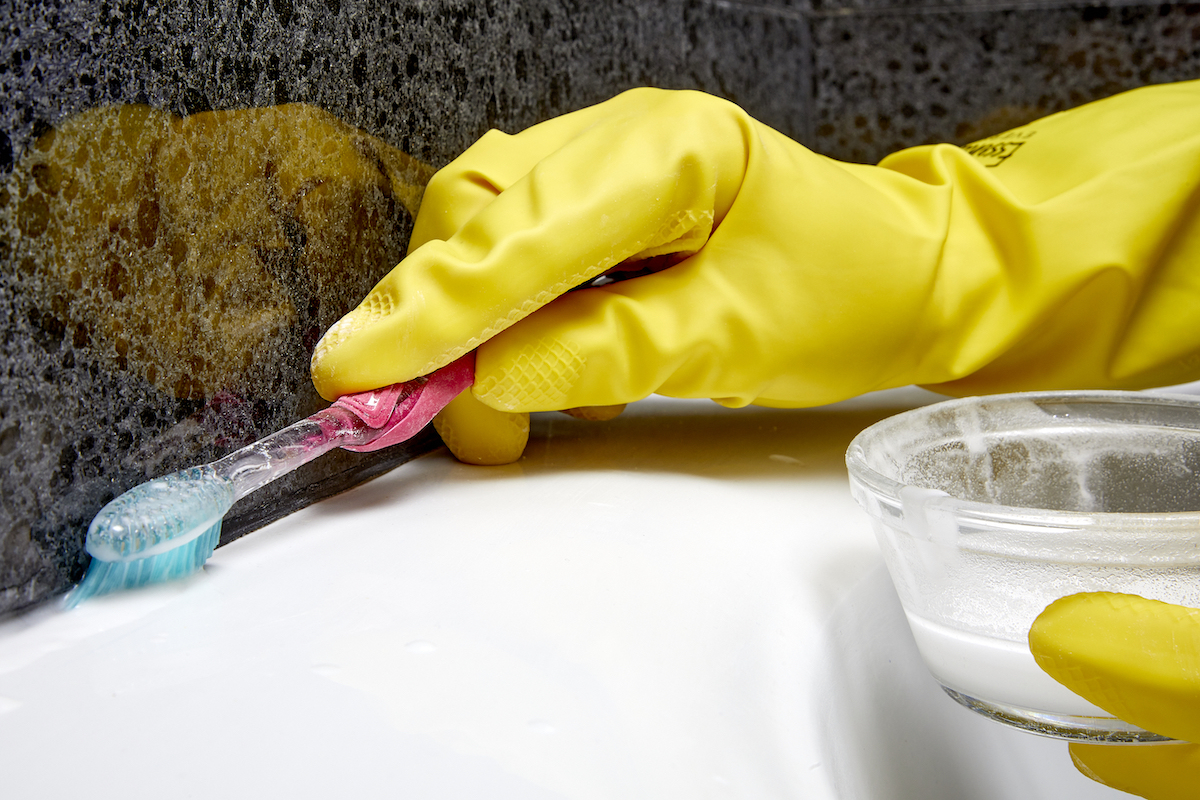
[845,391,1200,743]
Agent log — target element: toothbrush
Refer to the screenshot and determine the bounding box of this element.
[66,355,475,607]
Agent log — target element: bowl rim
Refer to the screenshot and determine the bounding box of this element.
[845,389,1200,534]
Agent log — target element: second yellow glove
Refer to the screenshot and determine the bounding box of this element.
[1030,593,1200,800]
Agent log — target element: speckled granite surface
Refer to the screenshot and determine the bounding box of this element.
[810,2,1200,162]
[0,0,1196,613]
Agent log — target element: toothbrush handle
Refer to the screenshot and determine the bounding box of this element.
[211,406,377,501]
[210,354,476,501]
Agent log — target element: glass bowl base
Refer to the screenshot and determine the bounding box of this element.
[941,686,1176,744]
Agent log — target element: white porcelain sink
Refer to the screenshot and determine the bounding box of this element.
[0,392,1128,799]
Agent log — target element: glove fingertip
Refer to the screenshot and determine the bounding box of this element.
[1030,592,1200,743]
[1069,742,1200,800]
[1067,744,1109,788]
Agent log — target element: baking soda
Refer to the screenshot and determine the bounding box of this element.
[905,613,1110,718]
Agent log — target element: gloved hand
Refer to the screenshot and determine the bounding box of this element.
[1029,594,1200,799]
[310,81,1200,464]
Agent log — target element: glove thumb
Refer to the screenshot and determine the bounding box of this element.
[433,391,529,465]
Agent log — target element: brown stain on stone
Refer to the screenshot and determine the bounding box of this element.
[3,103,435,400]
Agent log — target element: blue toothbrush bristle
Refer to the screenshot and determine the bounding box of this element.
[66,520,222,608]
[66,466,236,608]
[84,466,235,561]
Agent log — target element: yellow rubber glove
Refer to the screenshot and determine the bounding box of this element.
[310,81,1200,464]
[1030,594,1200,800]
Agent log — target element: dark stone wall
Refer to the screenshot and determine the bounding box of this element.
[808,0,1200,162]
[0,0,1196,615]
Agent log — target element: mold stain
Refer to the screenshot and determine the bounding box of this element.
[2,103,434,403]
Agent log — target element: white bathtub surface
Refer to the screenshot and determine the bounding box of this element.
[0,392,1127,799]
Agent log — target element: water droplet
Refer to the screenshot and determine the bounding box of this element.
[404,640,436,654]
[527,719,556,735]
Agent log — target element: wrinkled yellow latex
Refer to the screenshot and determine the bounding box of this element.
[310,81,1200,464]
[1030,593,1200,799]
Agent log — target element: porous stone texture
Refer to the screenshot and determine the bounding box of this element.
[810,1,1200,163]
[0,0,1197,614]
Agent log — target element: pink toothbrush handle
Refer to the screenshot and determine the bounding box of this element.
[332,354,475,453]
